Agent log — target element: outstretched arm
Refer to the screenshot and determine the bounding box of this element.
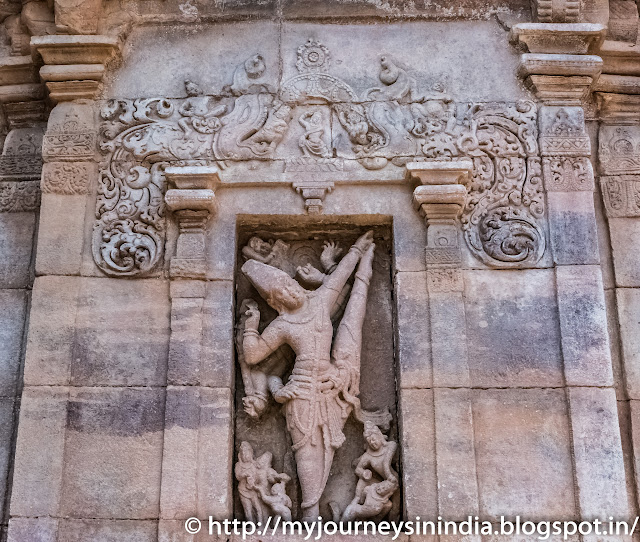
[320,231,373,308]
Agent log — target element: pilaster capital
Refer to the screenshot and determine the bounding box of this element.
[511,23,606,105]
[30,35,120,102]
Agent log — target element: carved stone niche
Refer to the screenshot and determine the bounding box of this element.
[233,222,400,523]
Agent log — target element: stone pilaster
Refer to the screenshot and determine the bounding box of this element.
[512,21,630,522]
[596,54,640,515]
[406,161,480,524]
[160,166,233,524]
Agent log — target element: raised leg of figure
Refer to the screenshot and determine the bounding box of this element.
[290,423,335,521]
[331,243,375,373]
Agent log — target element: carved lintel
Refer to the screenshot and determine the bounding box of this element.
[408,160,472,267]
[164,166,221,279]
[292,179,334,214]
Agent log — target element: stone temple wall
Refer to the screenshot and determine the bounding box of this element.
[0,0,639,541]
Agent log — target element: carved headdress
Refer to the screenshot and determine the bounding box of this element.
[241,259,307,311]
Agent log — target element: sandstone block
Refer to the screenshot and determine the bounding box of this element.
[7,518,58,542]
[430,291,470,388]
[465,269,563,388]
[0,397,15,518]
[547,191,600,265]
[434,388,479,520]
[609,218,640,288]
[605,289,626,401]
[618,288,640,400]
[60,387,165,519]
[10,386,68,517]
[629,400,640,515]
[394,271,431,389]
[472,388,576,521]
[0,212,36,289]
[619,401,638,518]
[72,278,170,386]
[556,265,613,387]
[0,289,27,396]
[23,276,79,387]
[200,281,234,388]
[57,519,158,542]
[161,387,233,521]
[35,194,87,276]
[399,388,437,518]
[568,387,629,519]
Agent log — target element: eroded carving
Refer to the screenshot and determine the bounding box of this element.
[0,180,40,212]
[600,175,640,217]
[235,441,292,523]
[41,162,91,194]
[238,231,392,520]
[339,422,398,522]
[599,125,640,176]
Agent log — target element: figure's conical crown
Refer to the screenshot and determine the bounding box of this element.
[241,259,297,303]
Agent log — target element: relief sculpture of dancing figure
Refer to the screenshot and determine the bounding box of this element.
[240,230,376,521]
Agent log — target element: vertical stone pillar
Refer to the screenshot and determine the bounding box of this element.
[512,22,629,521]
[7,33,130,542]
[159,167,234,537]
[596,85,640,517]
[406,161,480,524]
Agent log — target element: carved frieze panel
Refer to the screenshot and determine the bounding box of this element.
[599,125,640,176]
[0,181,40,212]
[600,175,640,217]
[41,162,93,195]
[542,157,595,191]
[94,39,548,276]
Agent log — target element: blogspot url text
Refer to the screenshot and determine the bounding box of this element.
[184,515,639,540]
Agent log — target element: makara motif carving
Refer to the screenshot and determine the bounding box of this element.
[236,231,396,521]
[94,40,547,275]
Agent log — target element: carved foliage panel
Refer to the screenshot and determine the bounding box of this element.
[93,40,547,276]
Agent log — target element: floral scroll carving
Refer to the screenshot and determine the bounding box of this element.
[94,41,547,276]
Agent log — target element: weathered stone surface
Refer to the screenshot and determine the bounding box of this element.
[434,388,479,520]
[606,290,626,401]
[23,276,79,387]
[35,194,87,276]
[608,218,640,288]
[7,517,59,542]
[472,388,576,521]
[56,519,158,542]
[200,281,234,388]
[618,400,638,518]
[161,386,233,520]
[556,265,613,387]
[568,387,629,519]
[547,191,600,265]
[399,389,437,519]
[465,269,563,388]
[617,288,640,400]
[0,212,35,289]
[0,289,26,397]
[72,278,170,386]
[0,397,15,520]
[60,387,165,519]
[10,386,68,517]
[394,271,431,389]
